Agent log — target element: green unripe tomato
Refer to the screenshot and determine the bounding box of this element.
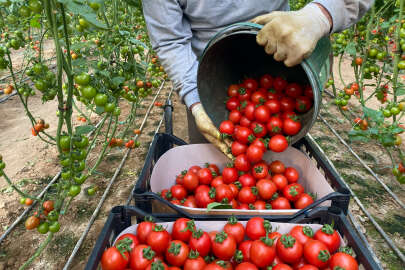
[73,161,86,172]
[68,185,81,197]
[60,158,71,167]
[47,210,59,221]
[87,187,96,196]
[49,221,60,233]
[383,109,392,118]
[398,60,405,70]
[28,0,43,13]
[104,103,116,113]
[59,135,71,150]
[74,174,87,185]
[74,73,90,86]
[37,222,49,234]
[20,198,26,204]
[79,18,89,28]
[94,93,108,106]
[61,170,72,180]
[113,107,121,116]
[391,106,400,115]
[82,86,97,99]
[74,136,89,149]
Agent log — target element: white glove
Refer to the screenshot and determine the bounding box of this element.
[252,4,331,67]
[191,103,233,159]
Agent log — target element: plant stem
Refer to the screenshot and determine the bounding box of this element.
[19,233,54,270]
[1,172,40,201]
[392,0,404,123]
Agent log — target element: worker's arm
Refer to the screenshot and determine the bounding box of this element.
[142,0,232,157]
[252,0,374,67]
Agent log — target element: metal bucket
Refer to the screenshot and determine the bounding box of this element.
[197,22,331,144]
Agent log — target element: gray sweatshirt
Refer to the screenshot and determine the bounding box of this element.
[142,0,374,108]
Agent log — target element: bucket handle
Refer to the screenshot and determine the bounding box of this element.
[201,22,262,60]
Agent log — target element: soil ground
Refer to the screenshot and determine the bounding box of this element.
[0,49,404,269]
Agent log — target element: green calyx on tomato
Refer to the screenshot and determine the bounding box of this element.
[168,242,182,255]
[142,246,156,260]
[318,249,331,262]
[321,224,335,234]
[227,215,238,225]
[214,231,228,244]
[303,226,314,237]
[259,235,274,246]
[280,235,296,248]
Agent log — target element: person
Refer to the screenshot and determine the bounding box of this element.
[142,0,374,157]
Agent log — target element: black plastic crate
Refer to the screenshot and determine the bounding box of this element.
[85,205,380,270]
[131,132,351,216]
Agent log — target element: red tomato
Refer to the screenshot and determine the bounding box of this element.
[260,74,273,89]
[280,96,295,112]
[101,246,129,270]
[215,184,234,203]
[246,217,270,240]
[253,200,269,210]
[254,105,271,123]
[184,253,206,270]
[231,141,247,156]
[235,262,258,270]
[250,237,276,267]
[269,135,288,153]
[273,264,293,270]
[269,231,282,244]
[285,83,303,98]
[198,168,213,185]
[252,162,269,179]
[268,91,280,100]
[183,196,197,208]
[212,231,237,260]
[237,203,250,210]
[329,252,359,270]
[256,179,277,200]
[229,183,239,198]
[228,84,240,97]
[220,120,235,135]
[206,163,220,175]
[240,116,252,127]
[195,185,215,208]
[251,122,267,138]
[171,185,187,200]
[303,240,331,268]
[229,110,242,123]
[244,78,259,92]
[314,225,341,253]
[189,230,211,257]
[295,193,314,209]
[295,96,312,113]
[176,173,185,185]
[281,111,297,120]
[137,220,156,244]
[130,245,155,270]
[251,91,267,104]
[165,240,189,267]
[146,260,168,270]
[283,117,302,136]
[289,225,314,245]
[274,77,288,92]
[183,172,199,192]
[226,97,240,111]
[239,174,256,187]
[270,160,285,174]
[115,233,139,250]
[146,225,171,254]
[222,167,238,184]
[238,187,258,204]
[267,116,283,136]
[246,145,264,163]
[297,264,318,270]
[276,234,303,264]
[204,261,233,270]
[239,87,252,101]
[172,218,195,243]
[235,127,253,144]
[304,85,313,99]
[211,176,225,187]
[238,240,253,262]
[282,183,304,202]
[251,138,267,152]
[284,167,299,183]
[271,197,291,209]
[189,165,201,174]
[235,154,251,172]
[244,103,256,120]
[272,174,288,190]
[224,216,245,244]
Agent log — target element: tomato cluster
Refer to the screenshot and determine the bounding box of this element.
[101,216,359,270]
[24,200,60,234]
[221,75,313,155]
[31,118,50,136]
[159,159,315,210]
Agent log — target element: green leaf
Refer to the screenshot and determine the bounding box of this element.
[64,0,107,29]
[82,13,107,29]
[345,42,356,56]
[348,129,370,143]
[129,37,147,48]
[380,21,391,29]
[71,42,88,50]
[362,106,384,124]
[95,106,105,115]
[112,76,125,86]
[75,125,95,135]
[30,14,41,28]
[206,202,232,211]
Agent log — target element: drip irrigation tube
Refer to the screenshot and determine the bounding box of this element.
[62,80,167,270]
[318,114,405,210]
